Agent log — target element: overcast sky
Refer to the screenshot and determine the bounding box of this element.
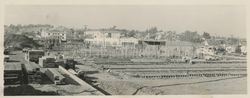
[5,5,246,38]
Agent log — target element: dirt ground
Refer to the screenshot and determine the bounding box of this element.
[76,63,247,95]
[5,51,247,95]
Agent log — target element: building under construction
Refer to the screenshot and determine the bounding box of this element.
[4,63,24,85]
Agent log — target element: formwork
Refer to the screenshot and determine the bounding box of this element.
[23,62,42,84]
[45,68,66,85]
[4,63,23,85]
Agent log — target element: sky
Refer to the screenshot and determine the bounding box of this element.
[5,5,246,38]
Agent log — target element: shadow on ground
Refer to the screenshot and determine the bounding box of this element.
[7,60,20,62]
[85,71,99,74]
[8,53,16,55]
[4,85,58,96]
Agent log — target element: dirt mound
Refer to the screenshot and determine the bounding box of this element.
[4,34,41,50]
[98,80,161,95]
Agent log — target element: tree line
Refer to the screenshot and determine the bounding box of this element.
[4,24,245,46]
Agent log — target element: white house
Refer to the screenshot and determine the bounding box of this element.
[240,45,247,55]
[196,46,215,58]
[120,37,138,46]
[41,30,67,41]
[84,30,124,46]
[226,46,235,53]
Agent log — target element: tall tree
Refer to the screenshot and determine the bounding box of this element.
[179,30,202,43]
[145,27,158,39]
[203,32,211,39]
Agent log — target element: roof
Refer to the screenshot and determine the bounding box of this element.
[48,29,67,33]
[85,29,123,33]
[68,69,77,74]
[120,37,138,39]
[139,39,167,42]
[25,62,41,71]
[29,50,44,52]
[41,56,55,59]
[47,68,65,78]
[165,41,194,46]
[4,63,22,71]
[140,40,195,46]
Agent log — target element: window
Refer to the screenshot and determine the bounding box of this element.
[108,33,111,38]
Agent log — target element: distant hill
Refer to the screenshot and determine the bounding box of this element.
[4,34,41,50]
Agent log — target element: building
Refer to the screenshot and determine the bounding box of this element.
[120,37,138,46]
[161,41,195,57]
[226,46,235,53]
[195,46,216,58]
[4,63,23,85]
[22,63,42,84]
[41,29,67,48]
[25,50,45,63]
[38,56,58,68]
[84,29,123,46]
[240,45,247,55]
[40,29,68,50]
[138,40,194,58]
[41,30,67,41]
[45,68,66,85]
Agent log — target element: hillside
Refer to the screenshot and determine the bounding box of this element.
[4,34,41,50]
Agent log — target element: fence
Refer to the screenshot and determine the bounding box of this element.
[52,43,195,59]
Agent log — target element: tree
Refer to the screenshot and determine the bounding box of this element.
[145,27,158,39]
[70,28,75,34]
[203,32,211,39]
[127,30,137,37]
[146,27,158,34]
[227,37,240,45]
[179,30,202,43]
[111,25,117,29]
[165,31,177,41]
[235,45,242,53]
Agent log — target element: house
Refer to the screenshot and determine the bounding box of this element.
[226,46,235,53]
[195,46,216,58]
[240,45,247,55]
[120,37,139,46]
[41,30,67,42]
[84,29,123,46]
[84,30,104,39]
[41,29,67,49]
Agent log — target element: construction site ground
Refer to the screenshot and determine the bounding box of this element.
[76,59,247,95]
[4,51,103,96]
[4,51,247,95]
